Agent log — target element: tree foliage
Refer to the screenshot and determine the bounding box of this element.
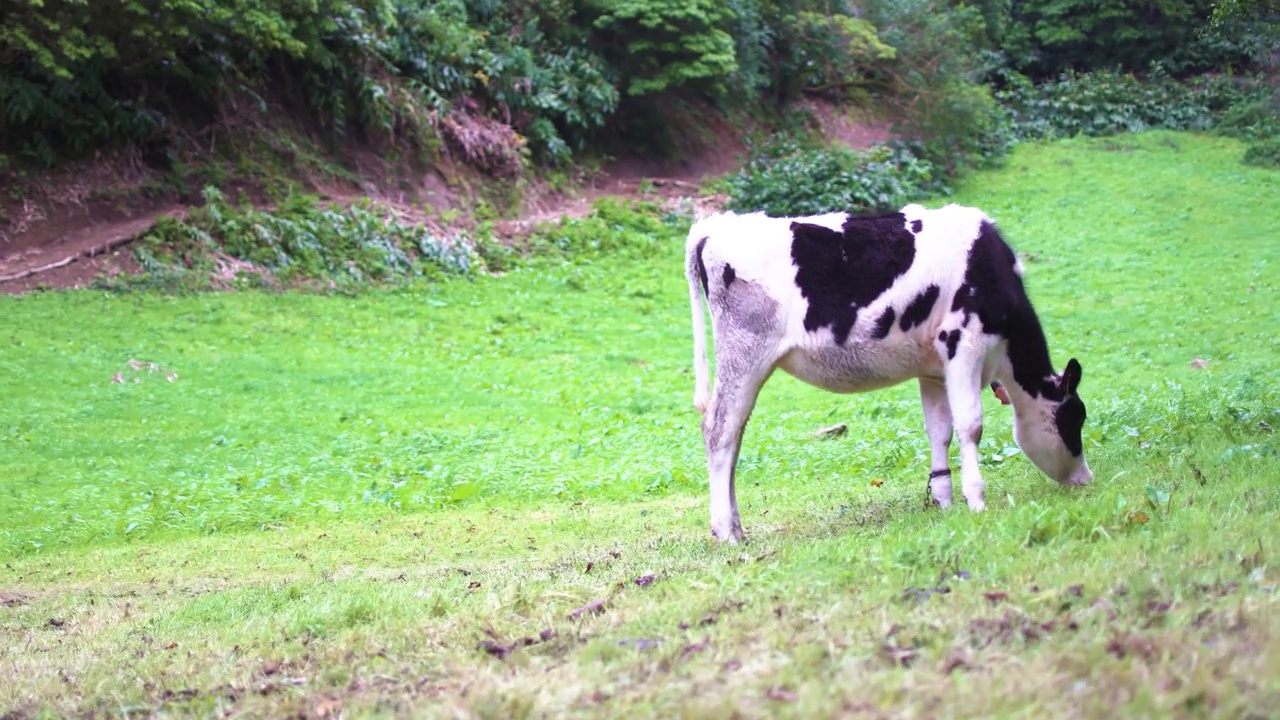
[1210,0,1280,24]
[992,0,1277,77]
[0,0,937,170]
[0,0,1274,176]
[591,0,739,96]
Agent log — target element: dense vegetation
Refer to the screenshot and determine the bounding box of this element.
[4,0,1276,188]
[85,63,1276,290]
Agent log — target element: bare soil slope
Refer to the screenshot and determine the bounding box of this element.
[1,103,891,294]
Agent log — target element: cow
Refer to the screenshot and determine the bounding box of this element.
[685,203,1092,543]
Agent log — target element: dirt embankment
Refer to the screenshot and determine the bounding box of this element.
[1,100,891,295]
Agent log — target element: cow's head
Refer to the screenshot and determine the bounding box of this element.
[1012,358,1092,486]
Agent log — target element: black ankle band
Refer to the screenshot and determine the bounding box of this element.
[929,468,952,479]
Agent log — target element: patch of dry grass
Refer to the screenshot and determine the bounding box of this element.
[3,459,1278,718]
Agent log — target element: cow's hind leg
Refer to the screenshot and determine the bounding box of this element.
[918,377,954,508]
[701,278,783,543]
[703,361,773,543]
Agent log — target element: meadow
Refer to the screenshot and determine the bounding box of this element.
[2,131,1279,718]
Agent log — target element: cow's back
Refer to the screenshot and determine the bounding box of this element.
[690,204,998,393]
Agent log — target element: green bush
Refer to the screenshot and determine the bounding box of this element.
[995,70,1273,141]
[997,0,1249,78]
[522,197,683,260]
[0,0,916,172]
[590,0,738,97]
[388,1,621,164]
[1242,138,1280,168]
[1157,17,1280,75]
[858,0,1006,174]
[133,186,481,290]
[115,189,697,292]
[1214,96,1280,141]
[0,0,434,167]
[0,0,625,169]
[724,136,941,216]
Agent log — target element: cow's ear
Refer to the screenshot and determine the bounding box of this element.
[1060,358,1082,396]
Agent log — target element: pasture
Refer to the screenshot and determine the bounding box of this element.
[2,131,1279,718]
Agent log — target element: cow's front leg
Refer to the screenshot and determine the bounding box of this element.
[918,377,954,508]
[702,367,772,544]
[944,356,986,511]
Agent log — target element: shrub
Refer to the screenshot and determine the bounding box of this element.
[1214,96,1280,141]
[0,0,413,166]
[134,186,481,290]
[390,2,621,164]
[522,197,680,260]
[1157,17,1280,75]
[590,0,738,97]
[857,0,1007,174]
[1000,0,1220,78]
[995,69,1274,141]
[724,136,941,216]
[1242,138,1280,168]
[768,4,898,101]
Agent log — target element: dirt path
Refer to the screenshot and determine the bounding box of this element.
[0,209,187,293]
[0,156,723,294]
[0,161,719,294]
[0,103,891,294]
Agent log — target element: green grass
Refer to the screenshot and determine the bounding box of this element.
[2,131,1279,717]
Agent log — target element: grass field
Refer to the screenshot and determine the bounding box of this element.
[2,131,1279,718]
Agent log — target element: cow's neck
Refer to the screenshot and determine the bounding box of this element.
[997,305,1061,404]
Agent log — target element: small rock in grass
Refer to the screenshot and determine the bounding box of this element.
[814,423,847,439]
[569,597,609,620]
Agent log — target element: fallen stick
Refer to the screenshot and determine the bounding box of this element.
[0,255,79,281]
[629,178,700,190]
[0,230,148,284]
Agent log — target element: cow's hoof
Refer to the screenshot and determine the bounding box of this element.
[923,494,952,511]
[966,499,986,512]
[710,525,747,544]
[924,486,953,510]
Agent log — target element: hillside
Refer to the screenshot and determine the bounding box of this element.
[0,99,890,294]
[4,0,1273,294]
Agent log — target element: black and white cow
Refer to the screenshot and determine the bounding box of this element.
[685,203,1091,543]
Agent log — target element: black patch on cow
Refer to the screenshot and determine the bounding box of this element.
[722,263,736,287]
[899,284,940,331]
[950,220,1061,399]
[939,329,961,359]
[694,237,709,296]
[1055,396,1086,456]
[790,213,916,345]
[872,308,896,340]
[911,219,923,233]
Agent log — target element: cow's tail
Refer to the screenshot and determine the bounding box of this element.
[686,227,712,414]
